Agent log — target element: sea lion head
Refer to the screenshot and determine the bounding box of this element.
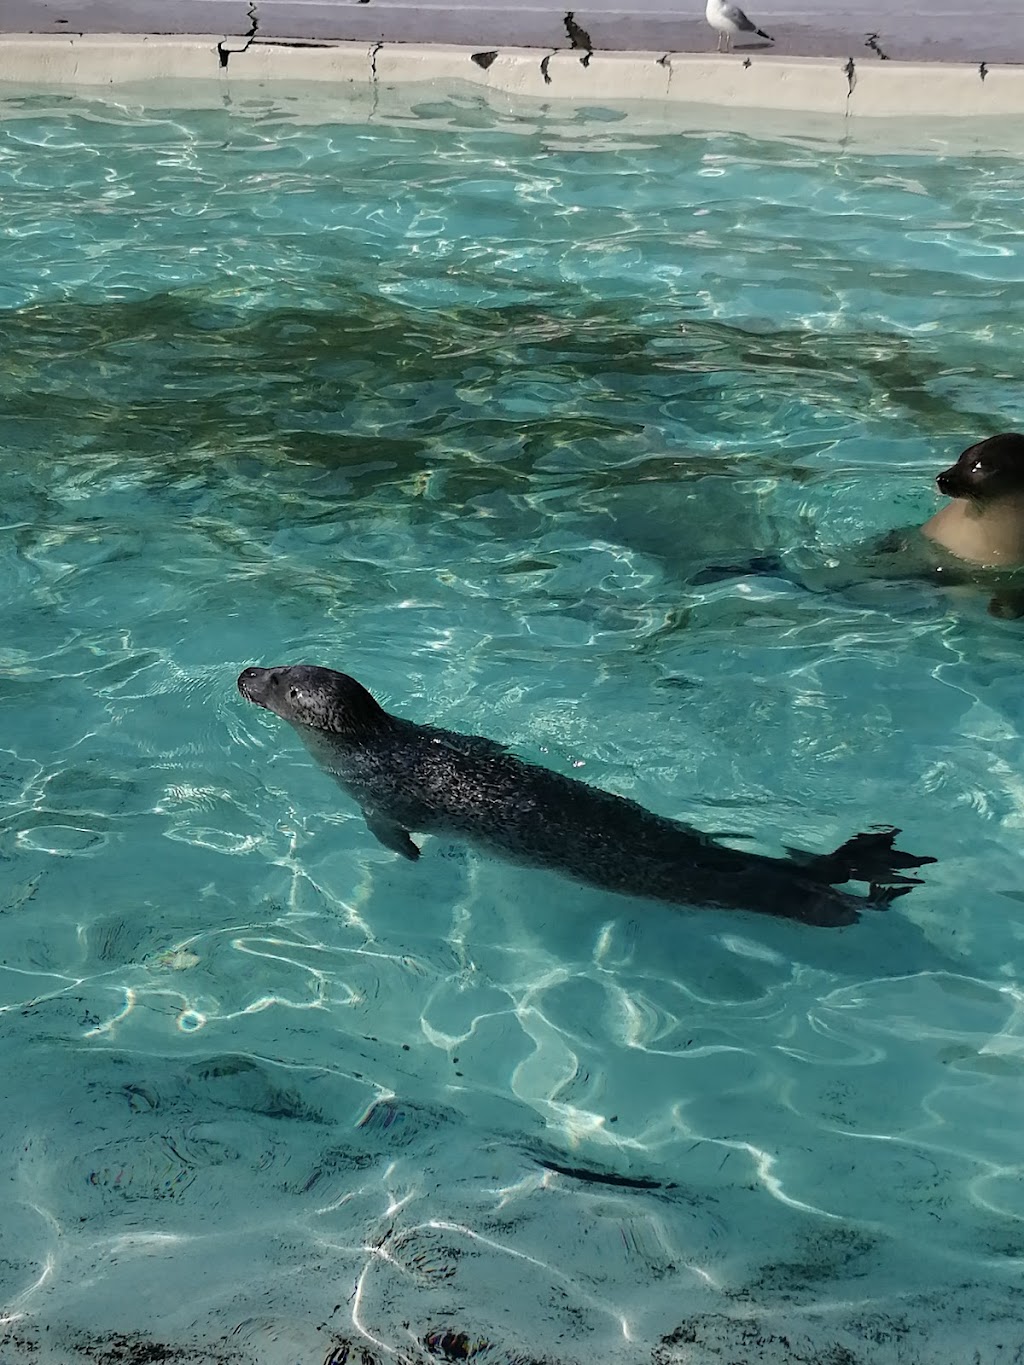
[237,664,386,736]
[936,432,1024,502]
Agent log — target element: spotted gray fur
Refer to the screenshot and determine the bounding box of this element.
[237,664,935,929]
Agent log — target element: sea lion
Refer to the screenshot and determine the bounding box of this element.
[236,664,934,929]
[692,433,1024,619]
[919,433,1024,614]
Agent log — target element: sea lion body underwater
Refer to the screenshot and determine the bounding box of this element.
[237,664,934,929]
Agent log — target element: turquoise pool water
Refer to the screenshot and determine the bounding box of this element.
[2,86,1024,1364]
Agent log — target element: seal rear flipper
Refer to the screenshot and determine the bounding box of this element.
[988,589,1024,619]
[869,883,914,908]
[785,826,936,888]
[364,809,420,861]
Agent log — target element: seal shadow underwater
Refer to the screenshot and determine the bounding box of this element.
[237,664,935,930]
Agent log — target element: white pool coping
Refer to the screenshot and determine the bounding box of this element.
[1,33,1024,125]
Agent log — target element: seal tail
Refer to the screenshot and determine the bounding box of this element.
[784,825,936,890]
[867,883,916,909]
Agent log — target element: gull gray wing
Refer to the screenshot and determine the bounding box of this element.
[720,2,758,31]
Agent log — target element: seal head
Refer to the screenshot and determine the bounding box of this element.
[935,432,1024,502]
[237,664,387,736]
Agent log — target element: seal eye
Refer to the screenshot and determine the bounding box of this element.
[288,687,300,701]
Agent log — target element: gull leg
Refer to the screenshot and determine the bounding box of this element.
[725,31,733,52]
[717,30,724,52]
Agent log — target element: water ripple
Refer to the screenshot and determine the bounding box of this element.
[1,87,1023,1364]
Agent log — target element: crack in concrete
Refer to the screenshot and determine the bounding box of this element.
[564,11,593,68]
[471,50,498,70]
[368,40,384,117]
[217,1,258,70]
[540,52,554,84]
[979,61,989,80]
[844,56,856,102]
[864,31,890,60]
[256,38,331,48]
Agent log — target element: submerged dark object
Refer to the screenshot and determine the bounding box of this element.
[533,1155,666,1190]
[237,664,935,929]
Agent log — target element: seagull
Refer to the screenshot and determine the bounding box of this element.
[705,0,774,52]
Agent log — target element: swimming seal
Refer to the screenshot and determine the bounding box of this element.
[691,434,1024,619]
[237,664,934,929]
[918,433,1024,615]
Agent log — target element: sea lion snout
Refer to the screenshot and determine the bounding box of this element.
[935,466,964,498]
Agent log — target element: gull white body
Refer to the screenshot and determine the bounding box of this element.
[705,0,774,52]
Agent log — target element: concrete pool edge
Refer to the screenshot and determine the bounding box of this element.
[2,33,1024,120]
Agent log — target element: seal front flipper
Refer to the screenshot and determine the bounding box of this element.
[689,554,788,587]
[364,809,420,861]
